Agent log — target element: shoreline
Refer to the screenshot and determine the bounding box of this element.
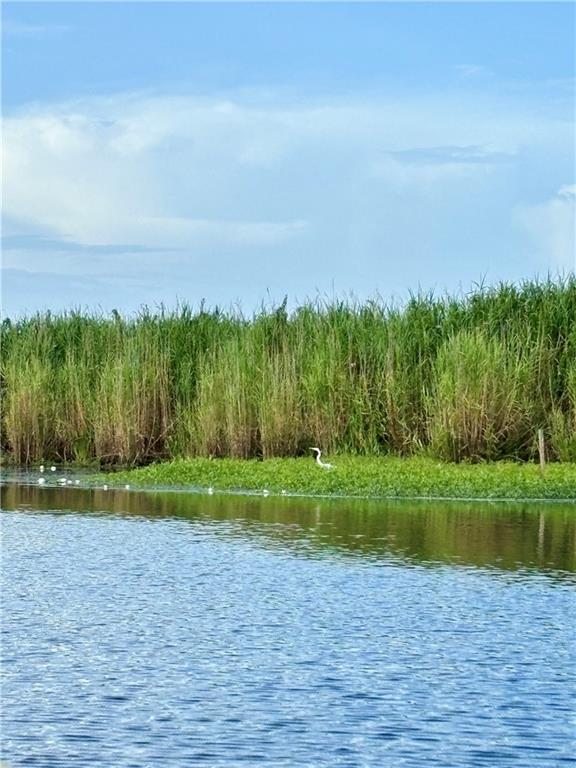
[3,475,576,506]
[101,455,576,502]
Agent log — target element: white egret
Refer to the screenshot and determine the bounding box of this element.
[50,466,56,472]
[38,477,46,485]
[309,447,334,469]
[39,465,45,473]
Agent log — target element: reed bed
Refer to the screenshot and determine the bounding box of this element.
[1,278,575,465]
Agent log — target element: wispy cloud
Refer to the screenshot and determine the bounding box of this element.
[1,234,177,255]
[135,216,308,247]
[454,64,493,81]
[388,145,516,166]
[2,19,70,40]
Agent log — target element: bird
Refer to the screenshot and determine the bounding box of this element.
[309,447,334,469]
[39,465,45,473]
[37,477,46,485]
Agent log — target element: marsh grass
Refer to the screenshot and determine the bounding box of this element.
[105,455,576,501]
[428,330,534,461]
[550,361,576,461]
[1,278,575,465]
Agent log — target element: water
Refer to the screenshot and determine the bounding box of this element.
[2,478,575,767]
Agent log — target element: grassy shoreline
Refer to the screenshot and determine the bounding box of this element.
[105,456,576,501]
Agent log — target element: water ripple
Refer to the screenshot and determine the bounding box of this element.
[2,502,575,767]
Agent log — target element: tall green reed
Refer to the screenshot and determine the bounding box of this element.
[1,278,574,464]
[427,329,534,461]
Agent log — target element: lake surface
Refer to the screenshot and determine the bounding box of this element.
[2,475,575,767]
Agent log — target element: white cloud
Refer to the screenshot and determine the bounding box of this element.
[513,186,576,271]
[2,90,573,295]
[3,96,317,247]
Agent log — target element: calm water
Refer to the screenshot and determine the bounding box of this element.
[2,476,575,767]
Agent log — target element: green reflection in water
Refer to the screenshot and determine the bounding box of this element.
[3,484,575,576]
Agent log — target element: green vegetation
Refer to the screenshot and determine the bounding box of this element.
[106,455,576,500]
[1,278,575,466]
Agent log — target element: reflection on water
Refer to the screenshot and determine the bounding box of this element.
[2,479,575,768]
[2,481,575,575]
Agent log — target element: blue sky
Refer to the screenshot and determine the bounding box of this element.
[2,2,575,317]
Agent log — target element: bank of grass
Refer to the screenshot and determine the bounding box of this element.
[106,456,576,500]
[2,277,576,465]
